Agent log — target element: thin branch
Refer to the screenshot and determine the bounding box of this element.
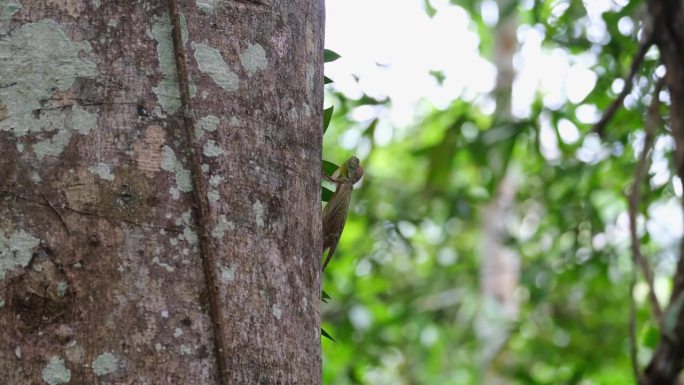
[626,78,665,385]
[627,78,665,324]
[594,34,655,138]
[629,265,640,383]
[166,2,229,384]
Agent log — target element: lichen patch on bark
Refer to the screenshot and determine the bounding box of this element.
[41,356,71,385]
[209,175,223,187]
[211,214,234,240]
[196,0,218,12]
[219,264,235,282]
[193,42,239,91]
[151,13,193,113]
[239,43,268,77]
[92,352,119,376]
[0,229,40,280]
[252,201,265,228]
[160,145,193,197]
[195,114,219,139]
[0,1,21,34]
[202,140,224,157]
[207,190,220,203]
[88,163,115,181]
[0,19,98,159]
[271,304,282,320]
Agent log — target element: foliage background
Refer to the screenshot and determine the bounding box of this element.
[320,0,674,383]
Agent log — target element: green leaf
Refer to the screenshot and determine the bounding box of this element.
[321,328,336,342]
[322,160,339,176]
[324,49,341,63]
[641,325,660,349]
[429,69,446,85]
[422,0,437,18]
[322,290,332,302]
[324,75,333,85]
[357,94,389,106]
[363,119,379,138]
[323,106,334,132]
[322,186,334,202]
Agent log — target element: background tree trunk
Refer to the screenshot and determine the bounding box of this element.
[643,1,684,383]
[476,2,520,383]
[0,1,324,384]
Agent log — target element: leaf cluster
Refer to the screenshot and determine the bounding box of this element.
[321,1,672,383]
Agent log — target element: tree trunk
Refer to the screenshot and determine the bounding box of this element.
[476,2,519,383]
[643,1,684,384]
[0,1,324,384]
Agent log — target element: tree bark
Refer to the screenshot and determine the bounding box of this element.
[0,1,324,384]
[476,2,519,383]
[642,1,684,384]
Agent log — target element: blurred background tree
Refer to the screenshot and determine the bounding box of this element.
[320,0,683,384]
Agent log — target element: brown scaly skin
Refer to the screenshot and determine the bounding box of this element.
[322,156,363,271]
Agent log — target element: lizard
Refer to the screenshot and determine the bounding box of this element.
[322,156,364,271]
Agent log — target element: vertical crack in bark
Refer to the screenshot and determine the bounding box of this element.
[167,1,229,383]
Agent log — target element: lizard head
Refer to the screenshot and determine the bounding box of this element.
[345,156,364,184]
[329,156,364,184]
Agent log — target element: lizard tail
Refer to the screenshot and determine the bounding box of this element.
[322,241,339,271]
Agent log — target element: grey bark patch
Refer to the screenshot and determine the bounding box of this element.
[211,214,234,240]
[195,114,219,139]
[196,0,218,12]
[0,19,98,158]
[0,229,40,280]
[92,352,119,376]
[193,43,239,91]
[202,140,224,157]
[33,130,73,160]
[160,145,193,194]
[239,43,268,77]
[42,356,71,385]
[151,13,195,113]
[0,1,21,34]
[89,162,115,181]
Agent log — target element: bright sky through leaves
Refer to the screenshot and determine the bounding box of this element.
[325,0,600,126]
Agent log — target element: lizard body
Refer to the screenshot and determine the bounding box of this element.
[322,156,363,271]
